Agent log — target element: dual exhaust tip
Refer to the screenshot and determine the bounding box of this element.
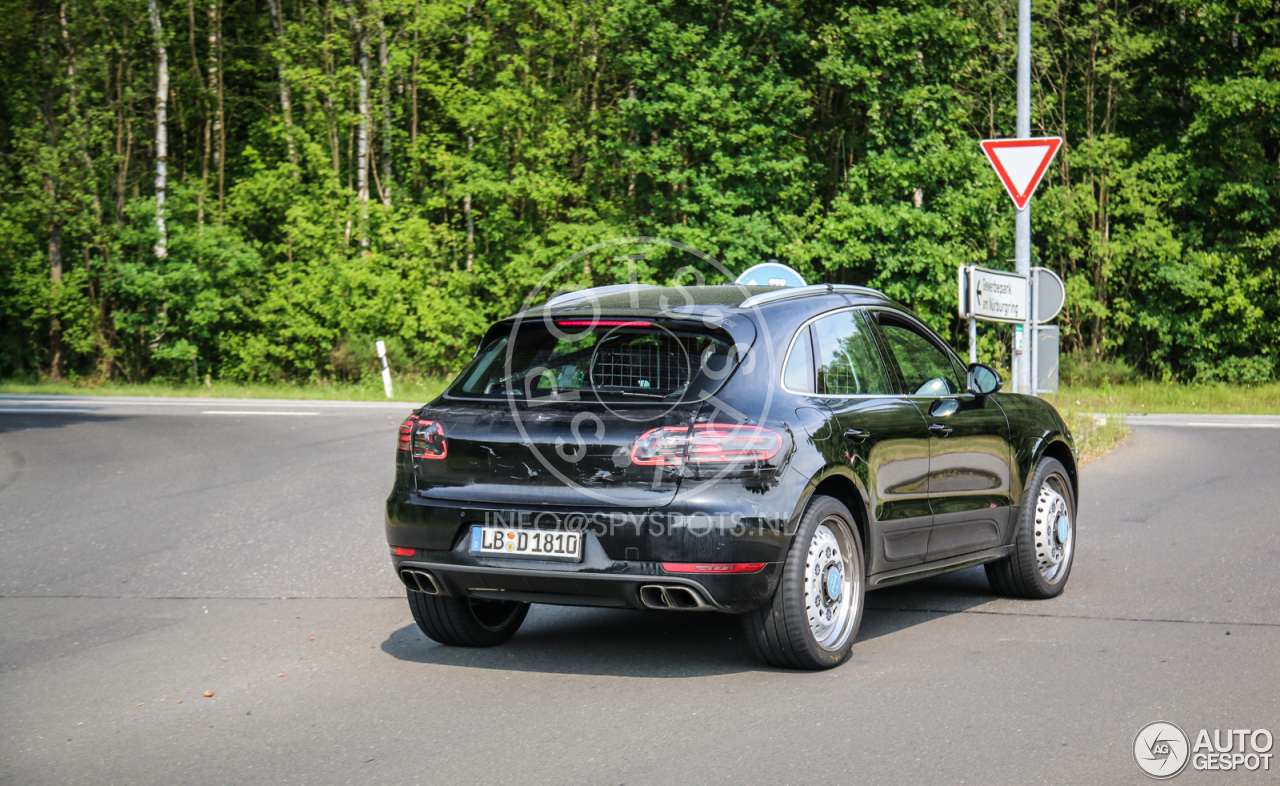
[401,570,708,611]
[640,584,711,611]
[400,569,440,595]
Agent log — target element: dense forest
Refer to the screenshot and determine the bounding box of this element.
[0,0,1276,384]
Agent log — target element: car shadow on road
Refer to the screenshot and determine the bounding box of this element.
[860,566,1001,640]
[0,411,127,436]
[0,413,130,495]
[381,567,1001,677]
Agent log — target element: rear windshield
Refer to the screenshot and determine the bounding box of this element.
[447,321,742,401]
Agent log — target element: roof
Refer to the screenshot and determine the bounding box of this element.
[511,284,892,321]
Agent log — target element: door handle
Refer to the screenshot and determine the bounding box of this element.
[843,428,870,443]
[928,423,953,437]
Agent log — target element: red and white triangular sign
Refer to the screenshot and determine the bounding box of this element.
[980,137,1062,210]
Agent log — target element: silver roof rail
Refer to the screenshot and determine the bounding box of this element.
[544,283,660,309]
[738,284,885,309]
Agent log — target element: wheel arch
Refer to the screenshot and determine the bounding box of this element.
[794,468,871,570]
[1038,437,1079,502]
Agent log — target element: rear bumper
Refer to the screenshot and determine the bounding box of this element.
[389,510,787,613]
[385,478,807,612]
[393,556,776,612]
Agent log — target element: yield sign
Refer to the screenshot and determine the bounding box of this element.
[980,137,1062,210]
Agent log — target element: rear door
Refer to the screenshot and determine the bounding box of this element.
[411,318,747,508]
[798,309,933,573]
[413,401,699,507]
[869,311,1014,561]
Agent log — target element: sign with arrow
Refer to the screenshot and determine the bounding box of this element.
[959,265,1028,324]
[980,137,1062,210]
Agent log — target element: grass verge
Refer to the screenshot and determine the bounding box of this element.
[1061,410,1130,464]
[0,376,451,403]
[1046,382,1280,415]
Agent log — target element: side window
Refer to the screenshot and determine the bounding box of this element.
[783,327,814,393]
[811,310,892,395]
[877,318,965,396]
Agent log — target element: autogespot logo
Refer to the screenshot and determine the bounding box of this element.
[1134,721,1190,779]
[1134,722,1275,778]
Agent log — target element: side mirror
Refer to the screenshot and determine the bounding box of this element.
[967,363,1002,398]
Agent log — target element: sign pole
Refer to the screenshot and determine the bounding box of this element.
[1030,270,1039,393]
[969,316,978,365]
[959,265,978,365]
[1014,0,1033,395]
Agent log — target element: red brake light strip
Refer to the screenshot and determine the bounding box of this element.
[661,563,767,574]
[556,320,652,327]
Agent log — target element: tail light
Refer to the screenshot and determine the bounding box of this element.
[630,423,782,466]
[397,415,418,451]
[398,415,447,460]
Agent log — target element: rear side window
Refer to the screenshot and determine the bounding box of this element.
[877,319,965,396]
[783,328,814,393]
[810,311,891,395]
[450,322,740,401]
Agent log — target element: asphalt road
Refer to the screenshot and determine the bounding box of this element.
[1,396,1278,784]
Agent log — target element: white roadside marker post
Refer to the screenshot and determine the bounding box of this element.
[376,340,393,399]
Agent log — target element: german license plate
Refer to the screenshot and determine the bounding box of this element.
[469,526,583,562]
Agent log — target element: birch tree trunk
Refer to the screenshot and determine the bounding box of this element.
[148,0,169,258]
[208,0,224,218]
[346,0,370,249]
[377,4,392,208]
[41,10,63,379]
[187,0,208,227]
[409,28,419,146]
[266,0,299,181]
[464,1,474,271]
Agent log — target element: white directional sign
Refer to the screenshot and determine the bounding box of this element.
[1032,266,1066,323]
[960,266,1028,324]
[980,137,1063,210]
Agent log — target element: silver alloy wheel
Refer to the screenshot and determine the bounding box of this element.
[804,518,859,651]
[1033,480,1073,583]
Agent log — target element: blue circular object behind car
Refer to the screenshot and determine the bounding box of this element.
[735,262,807,288]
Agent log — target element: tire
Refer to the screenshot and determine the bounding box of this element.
[986,456,1077,599]
[743,495,865,670]
[408,589,530,647]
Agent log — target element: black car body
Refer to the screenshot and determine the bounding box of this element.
[387,284,1079,668]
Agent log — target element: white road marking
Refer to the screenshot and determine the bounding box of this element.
[1184,422,1280,428]
[0,395,417,409]
[201,410,320,416]
[0,407,94,413]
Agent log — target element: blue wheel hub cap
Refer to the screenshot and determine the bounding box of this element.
[825,566,842,600]
[1056,514,1069,544]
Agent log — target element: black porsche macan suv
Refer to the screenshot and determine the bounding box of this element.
[386,283,1079,669]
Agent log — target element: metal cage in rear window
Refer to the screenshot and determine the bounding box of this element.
[446,321,743,401]
[589,332,701,392]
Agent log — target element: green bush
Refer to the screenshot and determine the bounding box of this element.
[1,0,1276,385]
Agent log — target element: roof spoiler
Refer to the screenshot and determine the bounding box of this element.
[739,284,885,309]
